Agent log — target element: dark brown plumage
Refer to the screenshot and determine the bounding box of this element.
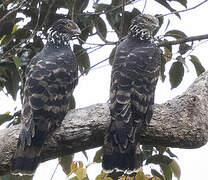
[102,14,161,173]
[11,19,81,175]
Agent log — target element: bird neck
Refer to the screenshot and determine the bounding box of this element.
[128,24,152,41]
[47,29,72,48]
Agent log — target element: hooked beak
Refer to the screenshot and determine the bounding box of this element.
[72,27,81,36]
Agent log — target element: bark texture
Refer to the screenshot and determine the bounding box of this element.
[1,71,208,175]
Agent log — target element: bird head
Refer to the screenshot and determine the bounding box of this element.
[48,19,81,46]
[128,14,159,40]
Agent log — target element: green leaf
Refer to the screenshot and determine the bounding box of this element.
[165,30,187,39]
[68,95,76,110]
[94,16,107,40]
[190,55,205,76]
[0,112,13,126]
[166,148,178,158]
[74,168,87,180]
[96,172,107,180]
[59,154,74,175]
[146,154,172,165]
[5,67,20,100]
[94,3,110,12]
[174,0,187,7]
[131,8,141,17]
[169,62,184,89]
[79,24,93,43]
[160,164,172,180]
[74,44,90,74]
[135,168,146,180]
[106,12,121,37]
[13,56,22,69]
[0,62,20,100]
[156,146,167,155]
[141,145,153,160]
[74,0,89,12]
[11,24,18,34]
[164,47,172,61]
[77,16,93,43]
[0,174,33,180]
[0,35,6,43]
[162,39,172,61]
[93,147,103,163]
[109,46,117,65]
[82,151,88,161]
[160,54,167,82]
[111,0,123,6]
[169,159,181,179]
[151,169,165,180]
[179,43,191,55]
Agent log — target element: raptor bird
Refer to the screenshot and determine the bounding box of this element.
[102,14,161,173]
[11,19,81,175]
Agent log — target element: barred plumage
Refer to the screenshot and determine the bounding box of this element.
[11,19,81,175]
[103,14,161,173]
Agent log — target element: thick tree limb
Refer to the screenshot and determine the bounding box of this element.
[1,72,208,175]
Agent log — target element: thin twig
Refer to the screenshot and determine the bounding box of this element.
[50,162,59,180]
[71,0,75,21]
[78,56,110,79]
[119,0,125,38]
[142,0,147,13]
[186,39,208,57]
[78,37,116,46]
[41,0,56,32]
[158,34,208,47]
[0,0,27,24]
[32,1,41,36]
[160,0,208,17]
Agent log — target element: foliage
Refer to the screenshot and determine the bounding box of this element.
[92,146,180,180]
[0,0,207,179]
[56,146,180,180]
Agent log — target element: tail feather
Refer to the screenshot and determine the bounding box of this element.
[11,148,40,175]
[102,119,140,173]
[11,130,47,175]
[102,142,140,172]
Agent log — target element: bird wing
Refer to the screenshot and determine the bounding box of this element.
[20,54,78,149]
[109,40,160,151]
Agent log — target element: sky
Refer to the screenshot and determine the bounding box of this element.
[1,0,208,179]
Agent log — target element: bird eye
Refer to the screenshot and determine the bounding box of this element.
[146,18,151,22]
[66,24,71,29]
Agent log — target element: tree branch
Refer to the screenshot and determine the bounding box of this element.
[161,0,208,17]
[1,71,208,175]
[80,33,208,49]
[158,34,208,46]
[0,0,27,24]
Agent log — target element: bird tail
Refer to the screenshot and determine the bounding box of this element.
[11,146,40,175]
[102,120,140,173]
[11,130,47,175]
[102,142,140,173]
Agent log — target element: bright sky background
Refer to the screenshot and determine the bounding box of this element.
[1,1,208,180]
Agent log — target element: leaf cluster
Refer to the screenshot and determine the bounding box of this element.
[54,146,181,180]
